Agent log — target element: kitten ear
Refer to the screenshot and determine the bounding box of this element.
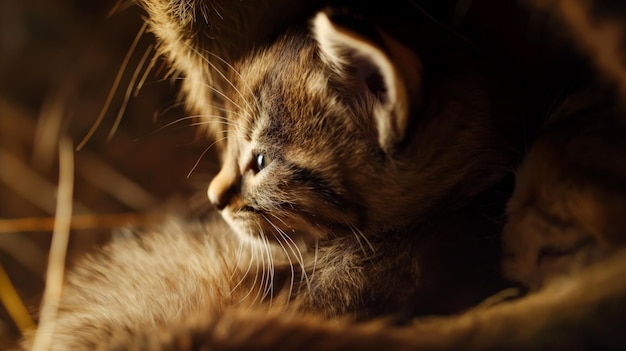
[312,11,422,151]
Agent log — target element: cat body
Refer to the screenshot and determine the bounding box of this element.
[24,216,626,350]
[68,249,626,351]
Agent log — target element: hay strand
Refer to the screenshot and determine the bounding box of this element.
[30,138,74,351]
[0,263,36,334]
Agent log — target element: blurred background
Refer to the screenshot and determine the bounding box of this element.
[0,0,217,347]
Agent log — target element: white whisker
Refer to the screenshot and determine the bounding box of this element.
[205,50,263,116]
[263,214,311,299]
[167,77,251,121]
[354,225,376,256]
[350,226,369,258]
[268,213,310,290]
[185,43,256,114]
[310,238,319,285]
[186,136,229,178]
[234,240,261,305]
[259,231,275,303]
[228,228,246,283]
[347,221,376,259]
[203,84,251,119]
[152,101,186,122]
[229,232,255,297]
[136,115,237,141]
[262,215,295,306]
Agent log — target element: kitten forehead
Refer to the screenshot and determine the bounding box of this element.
[305,71,329,102]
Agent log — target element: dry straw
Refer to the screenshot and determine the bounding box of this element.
[30,138,74,351]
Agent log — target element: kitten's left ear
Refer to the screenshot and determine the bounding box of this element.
[313,11,423,151]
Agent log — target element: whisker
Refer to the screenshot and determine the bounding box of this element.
[249,227,276,305]
[264,214,310,298]
[188,121,239,130]
[187,136,229,178]
[350,227,368,258]
[254,227,275,303]
[263,215,295,305]
[250,228,268,304]
[135,115,236,141]
[185,43,256,114]
[236,244,261,304]
[152,101,186,122]
[277,228,307,297]
[251,237,264,304]
[228,228,246,283]
[269,213,309,288]
[310,238,319,284]
[261,234,275,303]
[230,237,256,297]
[202,84,251,119]
[205,50,263,116]
[205,104,246,118]
[165,77,257,138]
[351,225,376,258]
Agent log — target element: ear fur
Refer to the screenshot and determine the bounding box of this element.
[312,11,423,151]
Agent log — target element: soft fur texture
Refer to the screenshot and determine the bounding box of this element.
[23,0,626,349]
[140,0,322,146]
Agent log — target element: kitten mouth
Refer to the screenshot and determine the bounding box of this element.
[222,204,323,246]
[240,205,259,213]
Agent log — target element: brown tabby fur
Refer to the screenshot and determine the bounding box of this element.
[23,0,626,349]
[140,0,322,145]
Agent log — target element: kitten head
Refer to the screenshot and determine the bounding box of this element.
[207,11,517,247]
[207,12,424,245]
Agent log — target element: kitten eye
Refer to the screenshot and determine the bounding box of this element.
[253,153,269,173]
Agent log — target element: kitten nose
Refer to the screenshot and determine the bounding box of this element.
[208,169,238,210]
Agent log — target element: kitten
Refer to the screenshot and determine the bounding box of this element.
[24,7,521,349]
[24,1,626,349]
[201,9,520,316]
